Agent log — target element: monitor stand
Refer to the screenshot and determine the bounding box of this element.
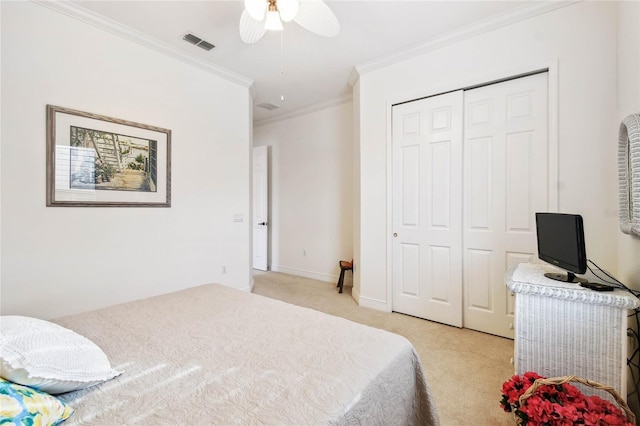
[544,272,587,284]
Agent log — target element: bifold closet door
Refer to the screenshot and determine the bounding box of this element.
[391,91,464,327]
[462,73,548,338]
[391,73,549,336]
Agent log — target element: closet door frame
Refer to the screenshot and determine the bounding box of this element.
[385,60,559,318]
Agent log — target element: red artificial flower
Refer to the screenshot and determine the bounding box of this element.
[500,373,632,426]
[603,413,628,425]
[582,411,602,425]
[555,403,580,422]
[523,371,543,383]
[586,394,606,411]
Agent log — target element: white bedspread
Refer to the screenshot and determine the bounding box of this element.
[53,284,439,425]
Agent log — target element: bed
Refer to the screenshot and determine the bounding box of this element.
[46,284,440,425]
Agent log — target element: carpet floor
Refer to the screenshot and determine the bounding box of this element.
[252,270,515,425]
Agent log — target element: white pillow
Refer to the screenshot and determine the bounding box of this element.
[0,315,121,394]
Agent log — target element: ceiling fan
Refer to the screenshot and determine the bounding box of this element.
[240,0,340,44]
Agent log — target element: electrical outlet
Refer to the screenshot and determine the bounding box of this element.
[303,249,307,256]
[221,265,227,274]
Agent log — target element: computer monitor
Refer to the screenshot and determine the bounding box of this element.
[535,213,588,283]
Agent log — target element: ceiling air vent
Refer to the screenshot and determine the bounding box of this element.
[197,40,215,51]
[182,33,215,51]
[257,102,279,111]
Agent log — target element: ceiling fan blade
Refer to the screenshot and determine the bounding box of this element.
[244,0,266,21]
[293,0,339,37]
[278,0,299,22]
[239,9,267,44]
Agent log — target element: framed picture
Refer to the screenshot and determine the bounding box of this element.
[46,105,171,207]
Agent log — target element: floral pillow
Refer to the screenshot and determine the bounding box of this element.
[0,378,74,425]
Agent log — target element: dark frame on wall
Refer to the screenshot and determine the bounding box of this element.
[46,105,171,207]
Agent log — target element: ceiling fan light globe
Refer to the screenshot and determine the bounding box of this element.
[264,10,283,31]
[244,0,266,21]
[278,0,299,22]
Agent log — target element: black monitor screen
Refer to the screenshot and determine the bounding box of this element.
[535,213,587,283]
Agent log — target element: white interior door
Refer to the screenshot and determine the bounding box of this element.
[462,73,548,338]
[391,91,464,327]
[252,146,268,271]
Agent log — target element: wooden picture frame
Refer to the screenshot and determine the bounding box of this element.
[46,105,171,207]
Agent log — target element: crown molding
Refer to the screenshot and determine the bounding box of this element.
[31,0,254,89]
[254,94,352,127]
[347,67,360,88]
[348,0,579,87]
[248,83,259,100]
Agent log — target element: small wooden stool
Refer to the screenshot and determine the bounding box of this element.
[337,259,353,293]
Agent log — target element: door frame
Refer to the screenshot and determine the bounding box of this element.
[386,60,559,314]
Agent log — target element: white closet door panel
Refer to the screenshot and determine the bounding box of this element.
[402,144,420,227]
[468,136,492,230]
[392,91,464,327]
[429,245,452,302]
[401,243,420,296]
[430,140,452,229]
[505,252,532,317]
[463,73,548,338]
[506,132,533,232]
[467,249,492,311]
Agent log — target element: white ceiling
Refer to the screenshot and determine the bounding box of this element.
[68,1,537,123]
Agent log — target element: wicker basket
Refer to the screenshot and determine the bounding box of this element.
[516,375,636,425]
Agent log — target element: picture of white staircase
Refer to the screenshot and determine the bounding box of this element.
[69,126,157,193]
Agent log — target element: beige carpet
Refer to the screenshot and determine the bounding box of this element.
[252,271,514,425]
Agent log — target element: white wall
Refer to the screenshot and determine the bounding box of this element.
[616,1,640,290]
[355,1,624,309]
[253,101,353,282]
[0,2,252,319]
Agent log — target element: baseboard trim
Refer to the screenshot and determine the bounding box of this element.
[270,264,338,283]
[358,295,389,312]
[351,286,361,305]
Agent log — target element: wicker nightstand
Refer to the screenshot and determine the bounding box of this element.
[506,262,639,402]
